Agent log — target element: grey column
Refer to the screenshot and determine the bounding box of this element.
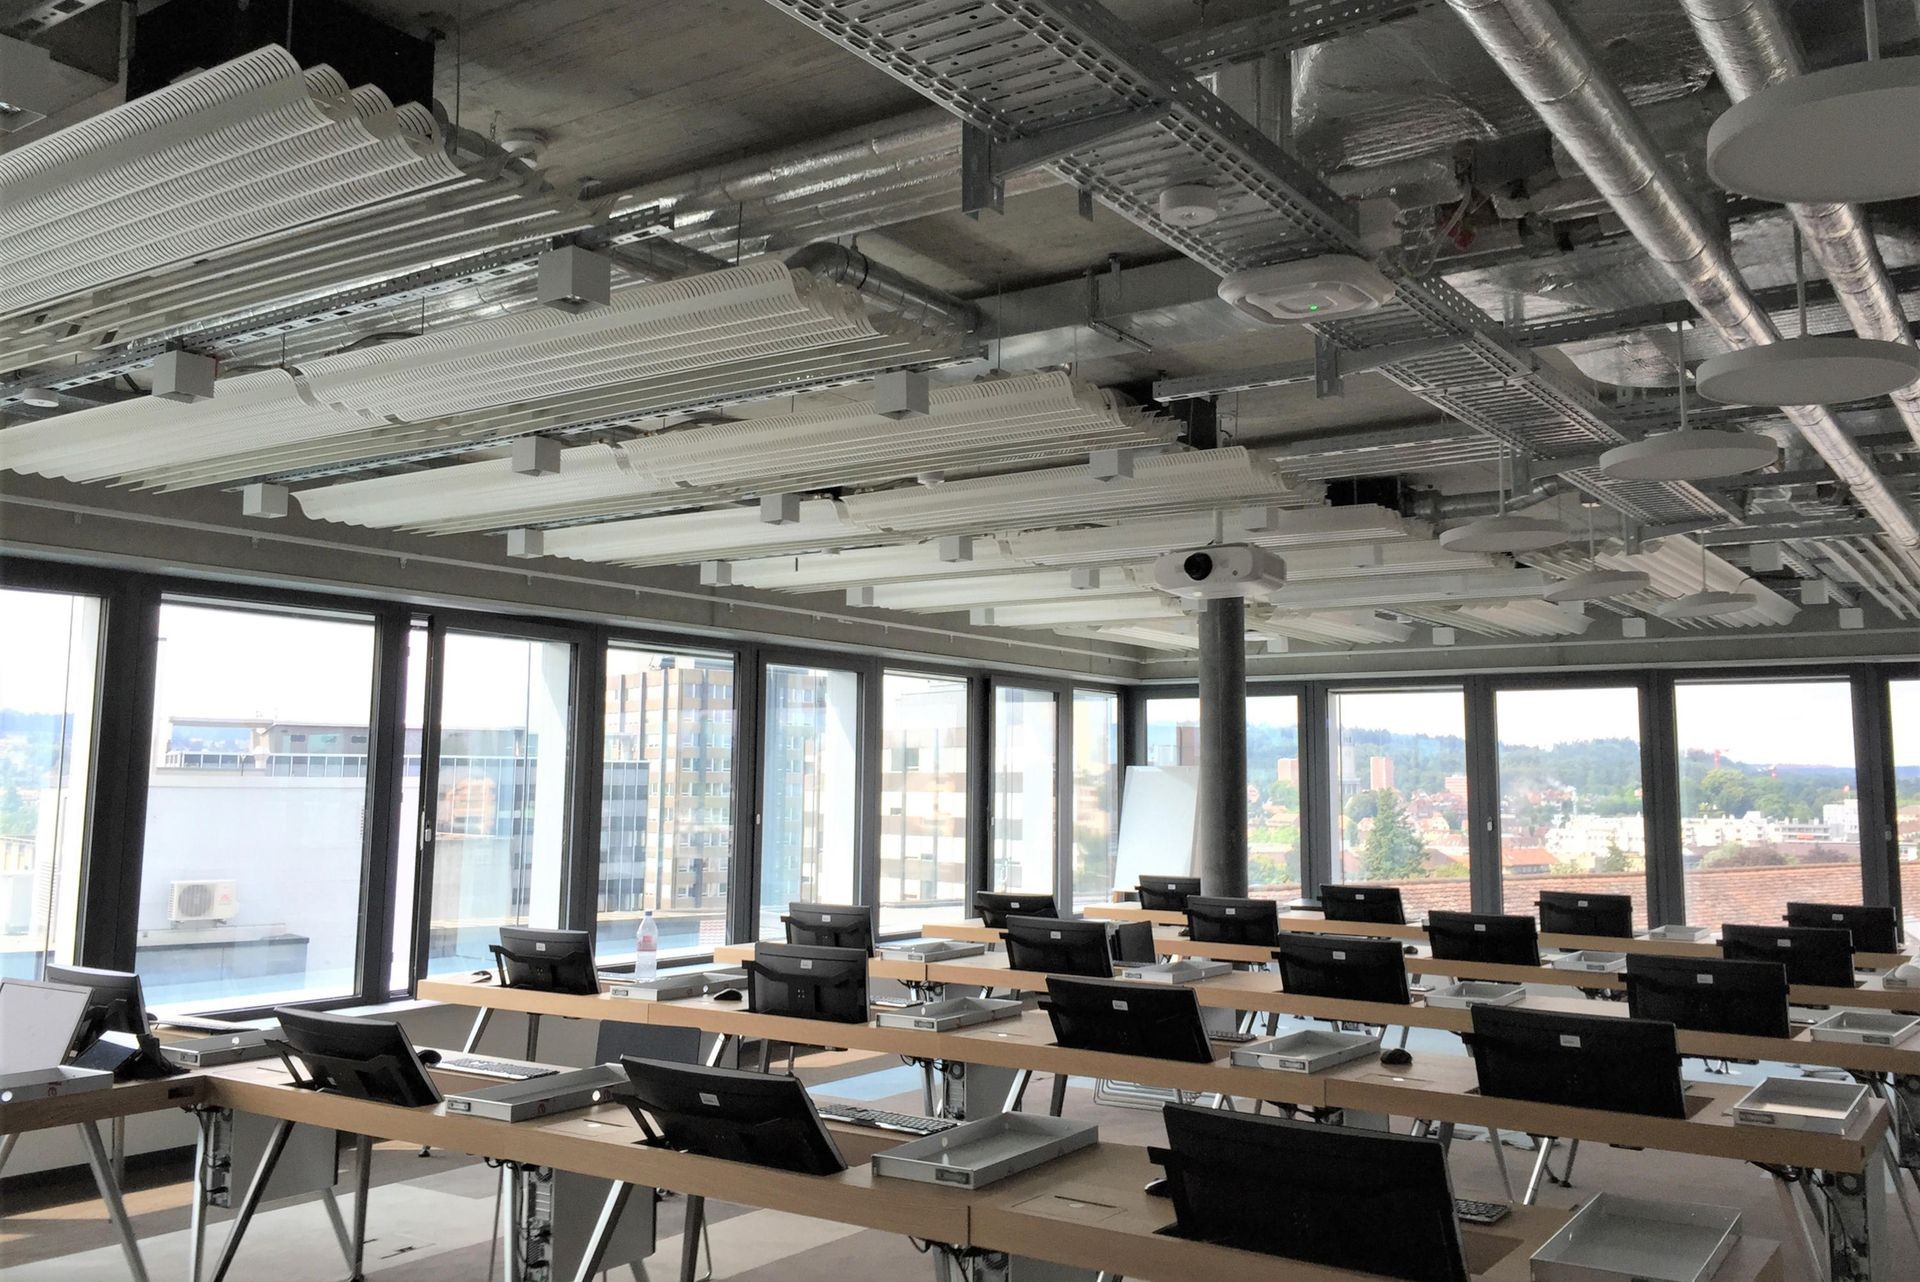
[1196,596,1248,897]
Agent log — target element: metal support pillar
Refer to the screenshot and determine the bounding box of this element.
[78,1119,150,1282]
[1197,595,1249,897]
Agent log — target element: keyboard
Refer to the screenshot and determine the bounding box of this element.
[815,1103,957,1136]
[1454,1198,1511,1225]
[1210,1030,1259,1043]
[431,1053,559,1082]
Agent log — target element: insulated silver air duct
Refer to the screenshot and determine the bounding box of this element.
[784,243,981,334]
[1445,0,1920,575]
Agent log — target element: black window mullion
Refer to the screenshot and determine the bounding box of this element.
[77,575,160,972]
[1641,671,1684,927]
[1852,668,1900,923]
[965,674,992,909]
[564,629,609,937]
[728,642,765,947]
[408,617,450,988]
[1298,682,1334,899]
[354,606,411,1003]
[1463,676,1502,914]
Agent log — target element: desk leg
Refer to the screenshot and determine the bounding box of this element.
[209,1117,293,1282]
[463,1007,494,1054]
[349,1134,373,1280]
[1823,1161,1881,1282]
[921,1061,937,1115]
[525,1012,542,1062]
[680,1194,705,1282]
[1002,1069,1032,1114]
[1522,1137,1556,1206]
[76,1120,149,1282]
[571,1181,634,1282]
[1048,1073,1068,1117]
[186,1110,218,1282]
[703,1034,732,1069]
[1487,1130,1516,1204]
[1770,1175,1826,1282]
[0,1131,18,1177]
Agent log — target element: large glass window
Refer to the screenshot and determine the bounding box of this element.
[758,662,860,938]
[1495,687,1648,925]
[992,686,1057,894]
[601,646,736,960]
[1676,679,1861,929]
[136,602,376,1010]
[879,672,969,934]
[1895,679,1919,944]
[1071,690,1121,907]
[1140,694,1302,896]
[0,588,101,981]
[1328,688,1471,914]
[423,632,574,976]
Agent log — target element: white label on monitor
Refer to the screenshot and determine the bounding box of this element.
[821,914,833,922]
[1112,1001,1129,1012]
[1558,1034,1581,1049]
[1696,975,1714,985]
[801,959,814,969]
[1474,923,1487,932]
[1776,939,1792,948]
[1225,908,1237,916]
[699,1092,719,1107]
[1830,913,1844,922]
[1010,901,1023,908]
[1576,900,1590,907]
[1333,951,1347,961]
[535,942,548,952]
[1050,931,1063,940]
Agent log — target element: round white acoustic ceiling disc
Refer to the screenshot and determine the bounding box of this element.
[1542,569,1653,603]
[1599,429,1778,482]
[1660,590,1755,620]
[1708,58,1920,204]
[1694,337,1920,407]
[1437,514,1569,554]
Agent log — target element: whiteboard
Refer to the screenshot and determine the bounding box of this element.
[1112,765,1200,890]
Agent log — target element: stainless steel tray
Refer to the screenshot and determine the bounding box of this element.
[1230,1028,1379,1073]
[1114,960,1232,984]
[1530,1192,1740,1282]
[874,996,1024,1032]
[1645,925,1712,943]
[1731,1076,1870,1134]
[1550,950,1627,974]
[606,972,709,1001]
[880,941,988,962]
[0,1066,114,1100]
[1808,1010,1920,1047]
[871,1113,1097,1189]
[1425,980,1526,1008]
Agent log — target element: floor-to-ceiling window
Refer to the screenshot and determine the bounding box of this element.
[879,672,969,934]
[1141,694,1302,896]
[992,686,1057,894]
[1071,689,1121,907]
[135,600,376,1010]
[422,631,575,976]
[1326,688,1471,914]
[1495,686,1649,925]
[758,662,860,938]
[1675,678,1861,930]
[0,587,102,981]
[602,645,737,960]
[1895,678,1919,943]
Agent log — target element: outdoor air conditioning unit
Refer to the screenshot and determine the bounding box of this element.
[170,879,238,924]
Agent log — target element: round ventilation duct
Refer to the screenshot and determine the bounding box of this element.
[1707,58,1920,204]
[1693,337,1920,406]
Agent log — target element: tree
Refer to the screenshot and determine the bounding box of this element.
[1359,788,1428,882]
[1595,836,1630,874]
[1696,767,1755,817]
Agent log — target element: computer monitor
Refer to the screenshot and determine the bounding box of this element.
[1136,875,1201,913]
[1425,912,1541,967]
[42,964,149,1054]
[1624,954,1791,1040]
[1720,923,1856,988]
[744,943,869,1024]
[1784,903,1900,956]
[491,927,599,995]
[1274,934,1411,1006]
[1537,891,1635,940]
[1319,884,1406,926]
[273,1007,441,1108]
[1002,916,1116,979]
[1108,919,1158,966]
[1183,896,1280,947]
[783,903,875,955]
[975,891,1057,929]
[1040,977,1215,1064]
[0,979,92,1076]
[1466,1004,1686,1119]
[1150,1104,1468,1282]
[619,1056,845,1176]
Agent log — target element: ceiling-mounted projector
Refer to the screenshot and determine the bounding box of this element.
[1218,256,1396,324]
[1152,544,1287,599]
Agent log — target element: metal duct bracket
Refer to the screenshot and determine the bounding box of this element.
[960,106,1167,217]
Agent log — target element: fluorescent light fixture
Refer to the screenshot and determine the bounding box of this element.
[1694,338,1920,407]
[1707,57,1920,204]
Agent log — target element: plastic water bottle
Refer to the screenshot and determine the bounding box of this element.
[635,911,659,982]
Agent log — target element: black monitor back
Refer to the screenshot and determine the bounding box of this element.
[1137,876,1201,912]
[1624,954,1791,1040]
[783,903,875,955]
[1151,1104,1467,1282]
[1426,911,1541,966]
[42,964,146,1054]
[1537,891,1635,939]
[1184,896,1280,947]
[620,1056,845,1175]
[1319,884,1406,926]
[1108,919,1158,966]
[1467,1004,1685,1118]
[493,927,599,995]
[976,891,1057,929]
[274,1007,441,1108]
[1720,923,1855,988]
[1784,903,1899,955]
[1040,977,1215,1063]
[745,943,869,1024]
[1275,934,1410,1006]
[1003,916,1114,978]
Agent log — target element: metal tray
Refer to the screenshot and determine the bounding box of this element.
[445,1064,632,1122]
[1731,1076,1870,1134]
[606,972,709,1002]
[1425,980,1526,1009]
[0,1066,114,1101]
[871,1113,1097,1190]
[1114,959,1232,984]
[704,968,749,993]
[1550,950,1627,974]
[1808,1010,1920,1047]
[880,940,988,962]
[874,996,1024,1032]
[1530,1192,1740,1282]
[1230,1028,1380,1074]
[1645,925,1712,943]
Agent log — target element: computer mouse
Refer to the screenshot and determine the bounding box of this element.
[417,1048,443,1066]
[1379,1047,1413,1067]
[714,988,744,1003]
[1402,945,1417,956]
[1143,1177,1172,1198]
